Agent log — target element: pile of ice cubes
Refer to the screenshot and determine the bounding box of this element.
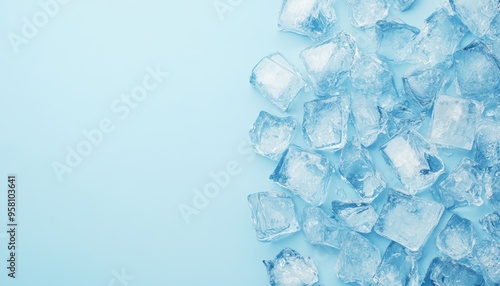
[246,0,500,285]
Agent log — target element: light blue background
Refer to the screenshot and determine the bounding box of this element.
[0,0,494,285]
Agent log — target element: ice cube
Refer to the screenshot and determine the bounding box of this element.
[412,8,467,65]
[301,206,346,249]
[474,118,500,170]
[350,55,396,97]
[345,0,389,28]
[331,200,378,233]
[264,248,319,286]
[381,130,445,194]
[448,0,499,37]
[249,111,297,161]
[433,157,483,208]
[300,32,357,97]
[423,257,485,286]
[390,0,416,11]
[302,96,349,151]
[385,100,424,138]
[373,242,420,286]
[247,190,300,242]
[480,212,500,241]
[350,91,386,147]
[250,52,306,111]
[486,166,500,211]
[375,20,420,62]
[473,239,500,284]
[270,145,333,206]
[374,191,445,251]
[454,41,500,98]
[402,64,446,109]
[339,141,386,201]
[436,214,477,260]
[336,231,381,285]
[278,0,337,41]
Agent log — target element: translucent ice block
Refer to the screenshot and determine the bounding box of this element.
[264,248,319,286]
[391,0,416,11]
[402,64,446,109]
[474,118,500,170]
[373,242,420,286]
[473,239,500,284]
[375,20,420,62]
[385,100,424,139]
[345,0,389,28]
[449,0,499,37]
[331,201,378,233]
[436,214,477,260]
[423,257,485,286]
[480,212,500,241]
[350,91,385,147]
[301,206,346,249]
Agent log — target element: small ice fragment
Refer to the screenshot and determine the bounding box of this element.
[247,190,300,242]
[302,96,349,151]
[473,239,500,284]
[385,100,424,139]
[381,130,445,194]
[402,64,446,110]
[249,111,297,161]
[374,191,444,251]
[448,0,499,37]
[480,212,500,241]
[250,52,306,111]
[339,141,386,201]
[375,20,420,62]
[331,200,378,233]
[423,257,485,286]
[474,118,500,170]
[345,0,389,28]
[373,242,420,286]
[264,248,319,286]
[390,0,416,11]
[436,214,477,260]
[278,0,337,41]
[270,145,333,206]
[301,206,346,249]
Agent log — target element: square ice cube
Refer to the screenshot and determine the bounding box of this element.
[339,141,386,201]
[331,201,378,233]
[301,206,346,249]
[473,239,500,284]
[381,130,445,194]
[270,145,333,206]
[474,118,500,169]
[249,111,297,161]
[350,91,385,147]
[402,64,446,109]
[264,248,319,286]
[433,157,483,208]
[302,96,349,150]
[247,190,300,242]
[480,212,500,241]
[278,0,337,41]
[424,257,485,286]
[300,32,357,97]
[373,242,420,286]
[345,0,389,28]
[374,191,445,251]
[375,20,420,62]
[436,214,477,260]
[429,95,483,150]
[390,0,416,11]
[449,0,499,37]
[250,52,306,111]
[350,55,396,97]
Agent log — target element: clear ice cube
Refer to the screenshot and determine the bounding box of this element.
[350,91,386,147]
[250,52,306,111]
[402,64,446,109]
[375,20,420,62]
[264,248,319,286]
[486,166,500,211]
[381,130,445,194]
[449,0,499,37]
[473,239,500,284]
[302,96,349,151]
[249,111,297,161]
[423,257,485,286]
[350,55,396,98]
[385,100,424,138]
[373,242,420,286]
[374,191,444,251]
[480,212,500,241]
[247,190,300,242]
[390,0,416,11]
[270,145,333,206]
[345,0,389,28]
[301,206,346,249]
[436,214,477,260]
[331,200,378,233]
[474,118,500,170]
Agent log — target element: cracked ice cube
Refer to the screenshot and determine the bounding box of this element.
[336,231,381,285]
[264,248,319,286]
[402,64,446,110]
[390,0,416,11]
[423,257,485,286]
[331,201,378,233]
[375,20,420,62]
[374,191,444,251]
[433,157,483,208]
[373,242,420,286]
[345,0,388,28]
[301,206,346,249]
[436,214,477,260]
[247,190,300,242]
[300,32,357,97]
[339,141,386,201]
[278,0,337,41]
[350,91,385,147]
[381,130,445,194]
[449,0,499,37]
[385,100,424,138]
[249,111,297,161]
[250,52,306,111]
[480,212,500,242]
[473,239,500,284]
[454,41,500,98]
[474,118,500,170]
[270,145,333,206]
[302,96,349,151]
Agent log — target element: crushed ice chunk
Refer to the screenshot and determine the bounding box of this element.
[250,52,306,111]
[331,200,378,233]
[375,19,420,62]
[373,242,420,286]
[264,248,319,286]
[345,0,389,28]
[448,0,499,37]
[473,239,500,284]
[270,145,333,206]
[480,212,500,241]
[247,190,300,242]
[301,206,346,249]
[423,257,485,286]
[249,111,297,161]
[474,118,500,170]
[436,214,477,260]
[402,63,446,110]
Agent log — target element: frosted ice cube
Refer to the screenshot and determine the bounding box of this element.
[270,145,333,206]
[374,191,445,251]
[436,214,477,260]
[302,96,349,151]
[345,0,389,28]
[250,52,306,111]
[381,130,445,194]
[373,242,420,286]
[301,206,346,249]
[375,20,420,62]
[249,111,297,161]
[423,257,485,286]
[247,190,300,242]
[350,91,385,147]
[473,239,500,284]
[402,64,446,109]
[331,201,378,233]
[390,0,416,11]
[474,118,500,170]
[264,248,319,286]
[449,0,499,37]
[480,212,500,241]
[278,0,337,41]
[300,32,357,97]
